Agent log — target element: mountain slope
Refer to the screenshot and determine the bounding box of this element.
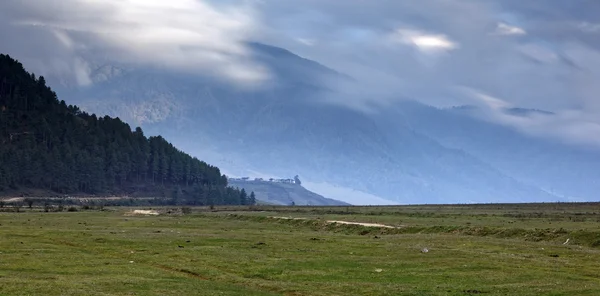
[394,102,600,201]
[228,180,349,206]
[51,43,589,204]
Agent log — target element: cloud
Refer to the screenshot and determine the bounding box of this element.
[518,43,559,63]
[458,87,510,110]
[0,0,268,86]
[578,22,600,33]
[495,23,526,36]
[1,0,599,148]
[296,38,316,46]
[389,29,459,53]
[460,88,600,148]
[248,1,600,203]
[249,0,600,148]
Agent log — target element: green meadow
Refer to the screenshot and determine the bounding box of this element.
[1,204,600,295]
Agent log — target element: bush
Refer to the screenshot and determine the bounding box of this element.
[67,206,78,212]
[13,202,23,212]
[181,207,192,215]
[25,198,34,209]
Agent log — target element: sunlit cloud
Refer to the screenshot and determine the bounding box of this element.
[6,0,269,85]
[390,29,458,53]
[495,22,526,36]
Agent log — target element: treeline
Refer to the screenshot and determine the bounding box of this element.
[0,54,253,205]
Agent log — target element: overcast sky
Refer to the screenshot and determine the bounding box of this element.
[1,0,599,147]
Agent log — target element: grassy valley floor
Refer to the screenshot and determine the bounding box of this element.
[1,204,600,295]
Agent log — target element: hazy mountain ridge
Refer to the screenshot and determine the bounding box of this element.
[53,42,599,204]
[228,179,349,206]
[398,102,600,200]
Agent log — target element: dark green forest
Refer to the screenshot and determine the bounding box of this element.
[0,54,252,205]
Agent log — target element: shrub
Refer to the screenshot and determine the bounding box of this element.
[67,206,78,212]
[13,202,23,212]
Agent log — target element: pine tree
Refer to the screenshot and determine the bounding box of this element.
[240,189,248,205]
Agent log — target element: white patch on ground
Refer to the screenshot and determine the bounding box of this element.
[270,216,308,220]
[326,220,398,229]
[127,210,160,216]
[4,198,24,202]
[269,216,400,228]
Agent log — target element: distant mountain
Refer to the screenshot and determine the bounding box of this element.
[397,101,600,201]
[228,179,349,206]
[447,105,555,117]
[504,107,555,117]
[0,54,251,206]
[51,42,600,204]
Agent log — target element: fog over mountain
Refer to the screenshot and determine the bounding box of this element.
[1,0,599,204]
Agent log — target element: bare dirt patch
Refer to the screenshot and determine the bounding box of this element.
[270,216,308,220]
[155,265,210,280]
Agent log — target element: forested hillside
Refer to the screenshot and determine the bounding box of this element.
[0,54,250,205]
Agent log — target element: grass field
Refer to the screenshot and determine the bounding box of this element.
[1,204,600,295]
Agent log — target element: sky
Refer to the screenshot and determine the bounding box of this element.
[0,0,599,147]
